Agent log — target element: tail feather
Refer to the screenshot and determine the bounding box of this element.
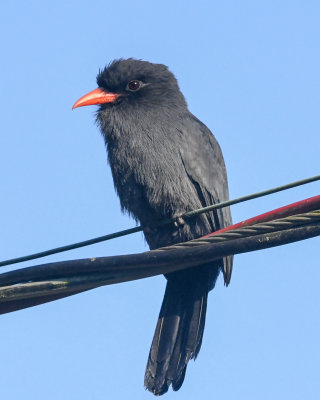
[144,275,209,395]
[171,293,208,391]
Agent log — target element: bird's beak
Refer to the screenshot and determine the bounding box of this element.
[72,88,120,109]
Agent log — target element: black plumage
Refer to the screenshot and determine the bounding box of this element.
[76,58,233,395]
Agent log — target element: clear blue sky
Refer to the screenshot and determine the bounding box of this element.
[1,1,319,399]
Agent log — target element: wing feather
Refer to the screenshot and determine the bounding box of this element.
[178,114,233,284]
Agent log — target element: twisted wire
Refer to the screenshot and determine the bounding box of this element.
[158,209,320,251]
[1,174,319,268]
[0,208,319,315]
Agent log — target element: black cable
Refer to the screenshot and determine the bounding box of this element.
[1,209,319,315]
[0,173,319,268]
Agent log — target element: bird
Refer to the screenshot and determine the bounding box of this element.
[73,58,233,395]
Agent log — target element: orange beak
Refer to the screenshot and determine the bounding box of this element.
[72,88,120,109]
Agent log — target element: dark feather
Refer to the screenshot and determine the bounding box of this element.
[94,59,233,394]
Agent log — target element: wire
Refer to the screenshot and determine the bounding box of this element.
[1,208,320,315]
[0,173,319,268]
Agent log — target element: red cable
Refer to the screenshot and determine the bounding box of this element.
[205,195,320,237]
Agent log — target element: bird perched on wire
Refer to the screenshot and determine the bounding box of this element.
[73,58,233,395]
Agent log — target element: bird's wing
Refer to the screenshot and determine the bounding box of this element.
[178,113,233,285]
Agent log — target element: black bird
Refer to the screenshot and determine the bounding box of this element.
[73,58,233,395]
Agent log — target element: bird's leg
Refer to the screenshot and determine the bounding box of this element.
[174,216,185,228]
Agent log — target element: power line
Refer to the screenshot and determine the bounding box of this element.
[1,209,319,315]
[0,173,319,268]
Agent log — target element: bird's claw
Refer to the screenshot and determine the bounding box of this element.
[174,217,185,228]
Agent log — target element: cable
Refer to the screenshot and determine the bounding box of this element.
[0,174,319,268]
[1,209,319,315]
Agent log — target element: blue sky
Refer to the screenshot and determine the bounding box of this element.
[1,1,319,399]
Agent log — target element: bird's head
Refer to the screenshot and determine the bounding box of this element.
[72,58,186,112]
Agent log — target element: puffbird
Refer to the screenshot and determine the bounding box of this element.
[73,58,233,395]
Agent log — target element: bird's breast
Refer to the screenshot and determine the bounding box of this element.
[106,131,193,222]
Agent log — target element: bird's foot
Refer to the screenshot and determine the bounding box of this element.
[174,217,185,228]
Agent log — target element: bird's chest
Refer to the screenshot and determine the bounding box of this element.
[107,136,178,218]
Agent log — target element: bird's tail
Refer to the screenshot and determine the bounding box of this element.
[144,273,209,395]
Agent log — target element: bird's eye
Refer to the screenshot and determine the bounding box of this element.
[127,80,142,92]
